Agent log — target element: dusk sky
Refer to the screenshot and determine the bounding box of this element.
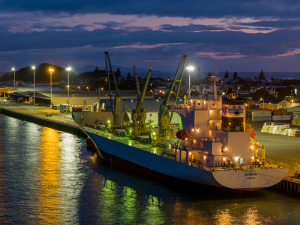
[1,0,300,73]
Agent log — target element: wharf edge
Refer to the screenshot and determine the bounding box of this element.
[0,107,86,137]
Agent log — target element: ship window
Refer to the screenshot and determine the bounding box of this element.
[232,106,236,109]
[238,106,241,109]
[235,111,239,115]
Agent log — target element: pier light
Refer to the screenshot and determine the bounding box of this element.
[107,120,111,123]
[251,146,254,149]
[204,156,206,160]
[32,66,35,70]
[154,150,156,154]
[235,157,239,161]
[65,67,72,112]
[186,66,195,99]
[223,157,226,162]
[252,156,254,160]
[101,87,104,90]
[49,69,54,108]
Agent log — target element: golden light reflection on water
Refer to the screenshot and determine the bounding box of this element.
[34,127,62,224]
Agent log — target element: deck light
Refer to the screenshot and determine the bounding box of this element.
[251,146,254,149]
[192,128,194,132]
[224,147,227,151]
[197,129,199,132]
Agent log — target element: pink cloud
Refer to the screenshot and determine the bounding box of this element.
[113,42,185,49]
[196,52,246,59]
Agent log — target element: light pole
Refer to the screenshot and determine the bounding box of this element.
[260,98,264,110]
[186,66,195,99]
[32,66,36,105]
[12,67,15,91]
[66,67,72,112]
[49,69,54,108]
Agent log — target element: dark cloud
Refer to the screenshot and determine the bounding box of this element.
[160,24,225,32]
[1,0,300,19]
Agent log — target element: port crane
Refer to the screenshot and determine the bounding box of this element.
[157,53,187,140]
[104,51,122,126]
[133,62,141,98]
[128,66,153,136]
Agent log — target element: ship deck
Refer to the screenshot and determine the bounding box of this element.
[83,125,289,173]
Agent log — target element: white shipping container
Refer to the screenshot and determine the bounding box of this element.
[252,116,271,121]
[272,115,291,121]
[252,111,272,116]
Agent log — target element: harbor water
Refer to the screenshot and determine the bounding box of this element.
[1,114,300,224]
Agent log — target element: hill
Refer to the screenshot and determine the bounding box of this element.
[0,63,77,82]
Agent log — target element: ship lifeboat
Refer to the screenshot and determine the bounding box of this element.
[86,137,97,151]
[176,130,188,140]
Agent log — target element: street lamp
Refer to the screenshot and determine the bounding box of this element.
[65,67,71,112]
[32,66,36,105]
[12,67,15,91]
[49,69,54,108]
[260,98,264,110]
[186,66,195,99]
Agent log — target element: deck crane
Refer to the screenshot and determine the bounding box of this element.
[127,66,152,136]
[105,51,122,126]
[133,62,141,98]
[157,53,187,140]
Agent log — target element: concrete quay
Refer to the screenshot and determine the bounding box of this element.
[247,120,300,195]
[0,99,86,137]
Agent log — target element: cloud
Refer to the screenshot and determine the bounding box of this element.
[113,42,185,49]
[196,52,246,59]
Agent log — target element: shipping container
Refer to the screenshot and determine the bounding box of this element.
[252,116,271,121]
[272,115,291,120]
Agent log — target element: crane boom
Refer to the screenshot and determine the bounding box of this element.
[158,53,187,126]
[135,66,152,113]
[105,51,119,112]
[133,62,141,98]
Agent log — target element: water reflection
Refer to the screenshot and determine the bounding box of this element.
[34,127,62,224]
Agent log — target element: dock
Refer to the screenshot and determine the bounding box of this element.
[0,99,86,137]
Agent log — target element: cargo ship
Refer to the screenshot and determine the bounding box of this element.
[73,52,289,190]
